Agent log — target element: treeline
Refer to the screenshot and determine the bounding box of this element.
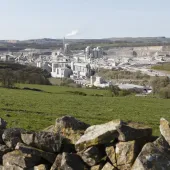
[98,69,150,80]
[1,41,170,51]
[150,76,170,99]
[0,62,51,88]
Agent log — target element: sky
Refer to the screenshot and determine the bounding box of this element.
[0,0,170,40]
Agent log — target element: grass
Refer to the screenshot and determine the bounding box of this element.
[152,62,170,72]
[0,84,170,136]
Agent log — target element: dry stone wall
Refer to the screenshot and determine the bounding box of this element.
[0,116,169,170]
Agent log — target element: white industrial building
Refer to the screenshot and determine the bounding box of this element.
[71,62,91,78]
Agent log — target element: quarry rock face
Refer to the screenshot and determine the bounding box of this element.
[160,118,170,145]
[1,116,170,170]
[21,131,62,153]
[75,120,121,151]
[44,115,89,144]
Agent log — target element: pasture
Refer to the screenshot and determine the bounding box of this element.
[0,84,170,135]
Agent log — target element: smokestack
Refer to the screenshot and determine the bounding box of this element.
[63,37,65,51]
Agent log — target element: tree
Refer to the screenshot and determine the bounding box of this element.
[0,69,15,88]
[150,76,170,94]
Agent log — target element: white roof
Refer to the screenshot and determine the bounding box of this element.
[73,62,89,67]
[118,84,145,90]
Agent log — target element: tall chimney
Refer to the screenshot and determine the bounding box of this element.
[63,37,65,51]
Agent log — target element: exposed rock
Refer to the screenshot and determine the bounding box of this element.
[0,144,11,163]
[91,164,103,170]
[79,146,105,166]
[15,142,56,164]
[0,118,7,129]
[2,128,25,148]
[60,152,87,170]
[21,131,62,153]
[44,116,89,144]
[50,154,62,170]
[105,146,116,166]
[101,162,115,170]
[0,130,4,144]
[76,120,121,151]
[106,141,137,169]
[32,164,49,170]
[131,136,170,170]
[3,150,41,169]
[1,165,24,170]
[160,118,170,145]
[116,121,152,141]
[60,142,76,153]
[115,141,137,170]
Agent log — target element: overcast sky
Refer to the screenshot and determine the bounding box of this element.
[0,0,170,40]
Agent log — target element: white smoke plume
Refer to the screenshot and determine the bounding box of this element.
[66,30,79,37]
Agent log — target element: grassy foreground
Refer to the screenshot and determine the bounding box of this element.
[0,84,170,135]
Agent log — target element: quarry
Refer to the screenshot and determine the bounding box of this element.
[1,42,170,93]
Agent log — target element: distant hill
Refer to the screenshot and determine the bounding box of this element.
[1,37,170,51]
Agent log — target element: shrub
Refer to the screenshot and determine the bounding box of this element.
[119,89,132,96]
[159,85,170,99]
[150,76,170,94]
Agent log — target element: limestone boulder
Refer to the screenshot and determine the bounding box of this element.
[0,144,11,163]
[101,162,115,170]
[3,150,41,169]
[2,128,25,148]
[105,146,116,166]
[90,164,103,170]
[160,118,170,145]
[1,165,24,170]
[131,136,170,170]
[116,121,152,141]
[79,146,105,166]
[60,152,87,170]
[21,131,62,153]
[0,118,7,129]
[15,142,56,164]
[50,154,62,170]
[0,130,4,144]
[32,164,49,170]
[116,141,137,169]
[44,116,89,144]
[76,120,122,151]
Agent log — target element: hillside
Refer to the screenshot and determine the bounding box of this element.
[0,62,51,86]
[1,37,170,51]
[0,84,170,136]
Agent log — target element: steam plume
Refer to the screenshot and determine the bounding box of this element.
[66,30,79,37]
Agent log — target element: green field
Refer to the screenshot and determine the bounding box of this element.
[152,62,170,72]
[0,84,170,136]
